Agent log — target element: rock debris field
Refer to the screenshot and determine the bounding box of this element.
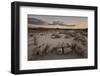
[28,29,88,61]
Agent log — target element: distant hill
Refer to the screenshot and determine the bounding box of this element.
[28,17,47,25]
[28,24,87,30]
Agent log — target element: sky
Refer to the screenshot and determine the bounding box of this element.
[28,14,88,29]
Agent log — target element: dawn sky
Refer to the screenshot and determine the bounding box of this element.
[28,14,88,29]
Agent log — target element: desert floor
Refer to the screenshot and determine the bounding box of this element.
[28,29,87,61]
